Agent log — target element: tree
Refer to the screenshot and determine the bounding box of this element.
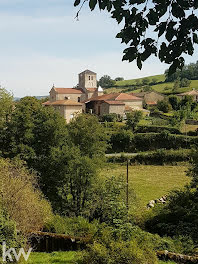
[0,88,13,126]
[126,111,143,131]
[48,145,98,216]
[165,61,198,81]
[180,78,191,87]
[98,75,116,88]
[142,78,149,85]
[168,96,180,111]
[142,85,152,92]
[157,99,172,113]
[68,114,108,159]
[74,0,198,74]
[0,158,52,234]
[1,97,70,203]
[135,79,141,86]
[0,88,14,156]
[151,78,157,85]
[173,79,180,92]
[115,77,124,81]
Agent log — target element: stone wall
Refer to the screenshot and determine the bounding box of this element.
[124,100,143,109]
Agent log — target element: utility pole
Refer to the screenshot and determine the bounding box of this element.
[126,158,129,211]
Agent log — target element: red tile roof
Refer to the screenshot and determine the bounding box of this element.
[116,93,143,101]
[86,93,142,102]
[43,100,82,106]
[103,100,125,105]
[53,87,83,94]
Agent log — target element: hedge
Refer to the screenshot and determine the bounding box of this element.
[135,125,181,134]
[107,149,191,165]
[108,131,198,153]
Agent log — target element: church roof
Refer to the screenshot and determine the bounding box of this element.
[80,69,96,75]
[53,87,83,94]
[43,100,82,106]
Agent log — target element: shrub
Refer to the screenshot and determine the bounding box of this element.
[135,125,181,134]
[82,239,158,264]
[157,100,172,113]
[145,188,198,249]
[0,158,52,234]
[109,130,134,152]
[100,113,118,122]
[0,207,24,257]
[107,149,191,165]
[109,131,198,153]
[44,215,98,239]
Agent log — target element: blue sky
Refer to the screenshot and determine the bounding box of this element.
[0,0,197,97]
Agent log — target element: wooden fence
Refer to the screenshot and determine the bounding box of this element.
[29,231,91,252]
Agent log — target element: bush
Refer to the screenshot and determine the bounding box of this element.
[44,215,98,239]
[145,188,198,249]
[0,158,52,234]
[0,207,24,257]
[82,239,158,264]
[109,130,134,153]
[100,114,123,122]
[107,149,191,165]
[135,125,181,134]
[157,100,172,113]
[108,131,198,153]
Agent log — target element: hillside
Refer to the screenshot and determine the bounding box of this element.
[105,74,198,95]
[116,74,165,87]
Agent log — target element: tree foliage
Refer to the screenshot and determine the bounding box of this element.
[0,99,108,216]
[74,0,198,74]
[126,110,143,131]
[165,61,198,82]
[157,99,172,113]
[0,158,52,234]
[98,75,116,88]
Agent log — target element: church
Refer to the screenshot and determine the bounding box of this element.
[43,69,143,123]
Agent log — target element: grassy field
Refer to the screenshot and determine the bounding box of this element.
[181,124,198,133]
[101,164,190,209]
[26,251,82,264]
[116,74,165,86]
[24,251,176,264]
[105,74,198,94]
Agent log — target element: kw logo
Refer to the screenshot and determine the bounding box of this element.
[2,242,32,262]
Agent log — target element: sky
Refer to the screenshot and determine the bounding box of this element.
[0,0,197,97]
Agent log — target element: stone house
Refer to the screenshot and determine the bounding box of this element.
[134,91,164,106]
[85,93,143,116]
[44,99,83,123]
[177,89,198,102]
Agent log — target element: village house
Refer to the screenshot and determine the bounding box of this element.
[177,89,198,102]
[134,91,165,106]
[43,69,144,122]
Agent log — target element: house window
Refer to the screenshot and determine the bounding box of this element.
[89,76,91,80]
[91,76,93,80]
[78,97,80,102]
